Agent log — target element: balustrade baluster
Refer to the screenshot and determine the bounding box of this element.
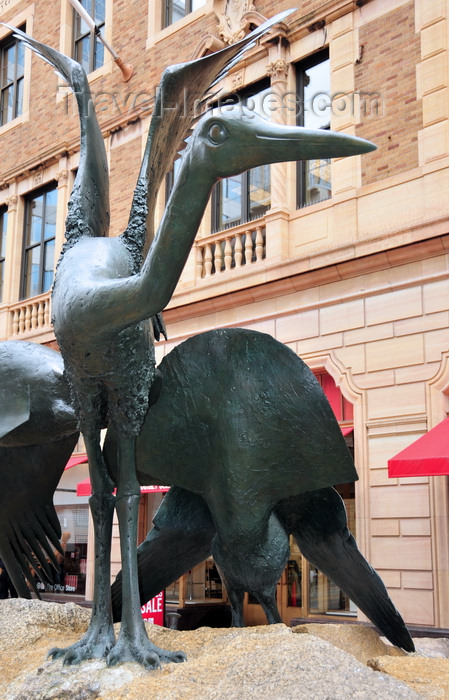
[31,302,38,329]
[255,227,264,262]
[19,309,25,335]
[214,242,223,273]
[25,305,32,332]
[224,237,232,270]
[45,300,51,326]
[37,302,44,327]
[12,310,19,336]
[196,246,204,278]
[235,234,243,268]
[204,244,213,277]
[244,230,252,265]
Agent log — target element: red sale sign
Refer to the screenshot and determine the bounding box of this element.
[141,590,165,626]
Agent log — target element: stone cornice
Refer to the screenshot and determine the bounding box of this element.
[164,228,449,327]
[287,0,373,42]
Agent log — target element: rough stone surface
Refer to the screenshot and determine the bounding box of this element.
[368,657,449,699]
[1,599,446,699]
[292,622,406,665]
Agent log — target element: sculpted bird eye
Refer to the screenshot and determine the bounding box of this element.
[208,123,227,144]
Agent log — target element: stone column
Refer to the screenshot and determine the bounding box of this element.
[4,193,19,303]
[264,48,291,263]
[55,166,70,260]
[0,193,19,339]
[266,57,289,211]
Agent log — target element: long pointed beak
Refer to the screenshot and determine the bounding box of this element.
[253,120,376,164]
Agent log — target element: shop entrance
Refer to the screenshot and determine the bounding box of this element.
[244,479,356,626]
[244,369,356,627]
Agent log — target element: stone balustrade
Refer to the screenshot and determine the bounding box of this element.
[196,221,266,278]
[9,291,52,338]
[5,221,267,341]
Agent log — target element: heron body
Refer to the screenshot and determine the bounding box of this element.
[0,332,414,654]
[107,328,414,652]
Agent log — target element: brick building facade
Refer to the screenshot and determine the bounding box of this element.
[0,0,448,629]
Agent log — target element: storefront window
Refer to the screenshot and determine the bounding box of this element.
[308,482,356,615]
[279,372,356,624]
[287,538,302,608]
[35,504,89,596]
[166,558,224,605]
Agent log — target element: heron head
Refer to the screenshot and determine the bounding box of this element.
[189,104,375,180]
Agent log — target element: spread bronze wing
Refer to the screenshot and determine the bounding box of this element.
[0,341,79,597]
[5,25,110,244]
[0,436,78,597]
[124,10,294,257]
[0,386,30,440]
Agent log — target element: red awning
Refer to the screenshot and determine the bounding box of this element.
[76,479,169,497]
[388,418,449,477]
[65,454,88,470]
[341,426,353,436]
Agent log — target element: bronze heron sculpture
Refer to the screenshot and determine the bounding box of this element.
[0,14,401,669]
[0,332,414,655]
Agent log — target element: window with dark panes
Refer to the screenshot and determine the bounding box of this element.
[73,0,105,73]
[296,50,331,208]
[0,207,7,302]
[21,186,57,299]
[211,81,271,233]
[0,29,25,126]
[164,0,206,28]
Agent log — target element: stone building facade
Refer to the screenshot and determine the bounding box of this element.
[0,0,448,629]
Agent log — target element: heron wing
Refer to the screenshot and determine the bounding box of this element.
[0,434,79,597]
[123,10,294,257]
[6,25,110,242]
[0,386,30,440]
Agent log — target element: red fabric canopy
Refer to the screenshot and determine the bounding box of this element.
[388,418,449,477]
[65,454,88,470]
[76,479,169,497]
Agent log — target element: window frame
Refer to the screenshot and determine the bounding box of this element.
[296,49,331,209]
[72,0,106,74]
[211,79,271,233]
[163,0,205,28]
[21,184,58,300]
[0,206,7,303]
[0,27,25,127]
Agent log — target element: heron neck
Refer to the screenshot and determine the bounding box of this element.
[139,149,216,308]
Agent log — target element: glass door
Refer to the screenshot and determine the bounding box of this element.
[278,536,306,625]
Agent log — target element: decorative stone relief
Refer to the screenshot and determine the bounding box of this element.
[32,168,45,188]
[231,69,244,91]
[56,169,69,186]
[266,59,289,82]
[5,194,18,210]
[214,0,265,44]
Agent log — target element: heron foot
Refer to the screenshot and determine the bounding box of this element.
[48,626,115,665]
[106,634,186,670]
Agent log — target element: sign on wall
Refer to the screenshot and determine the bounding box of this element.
[141,590,165,626]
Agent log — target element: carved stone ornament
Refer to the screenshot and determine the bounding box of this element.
[214,0,257,44]
[33,167,45,188]
[5,194,18,210]
[266,59,289,81]
[56,169,69,185]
